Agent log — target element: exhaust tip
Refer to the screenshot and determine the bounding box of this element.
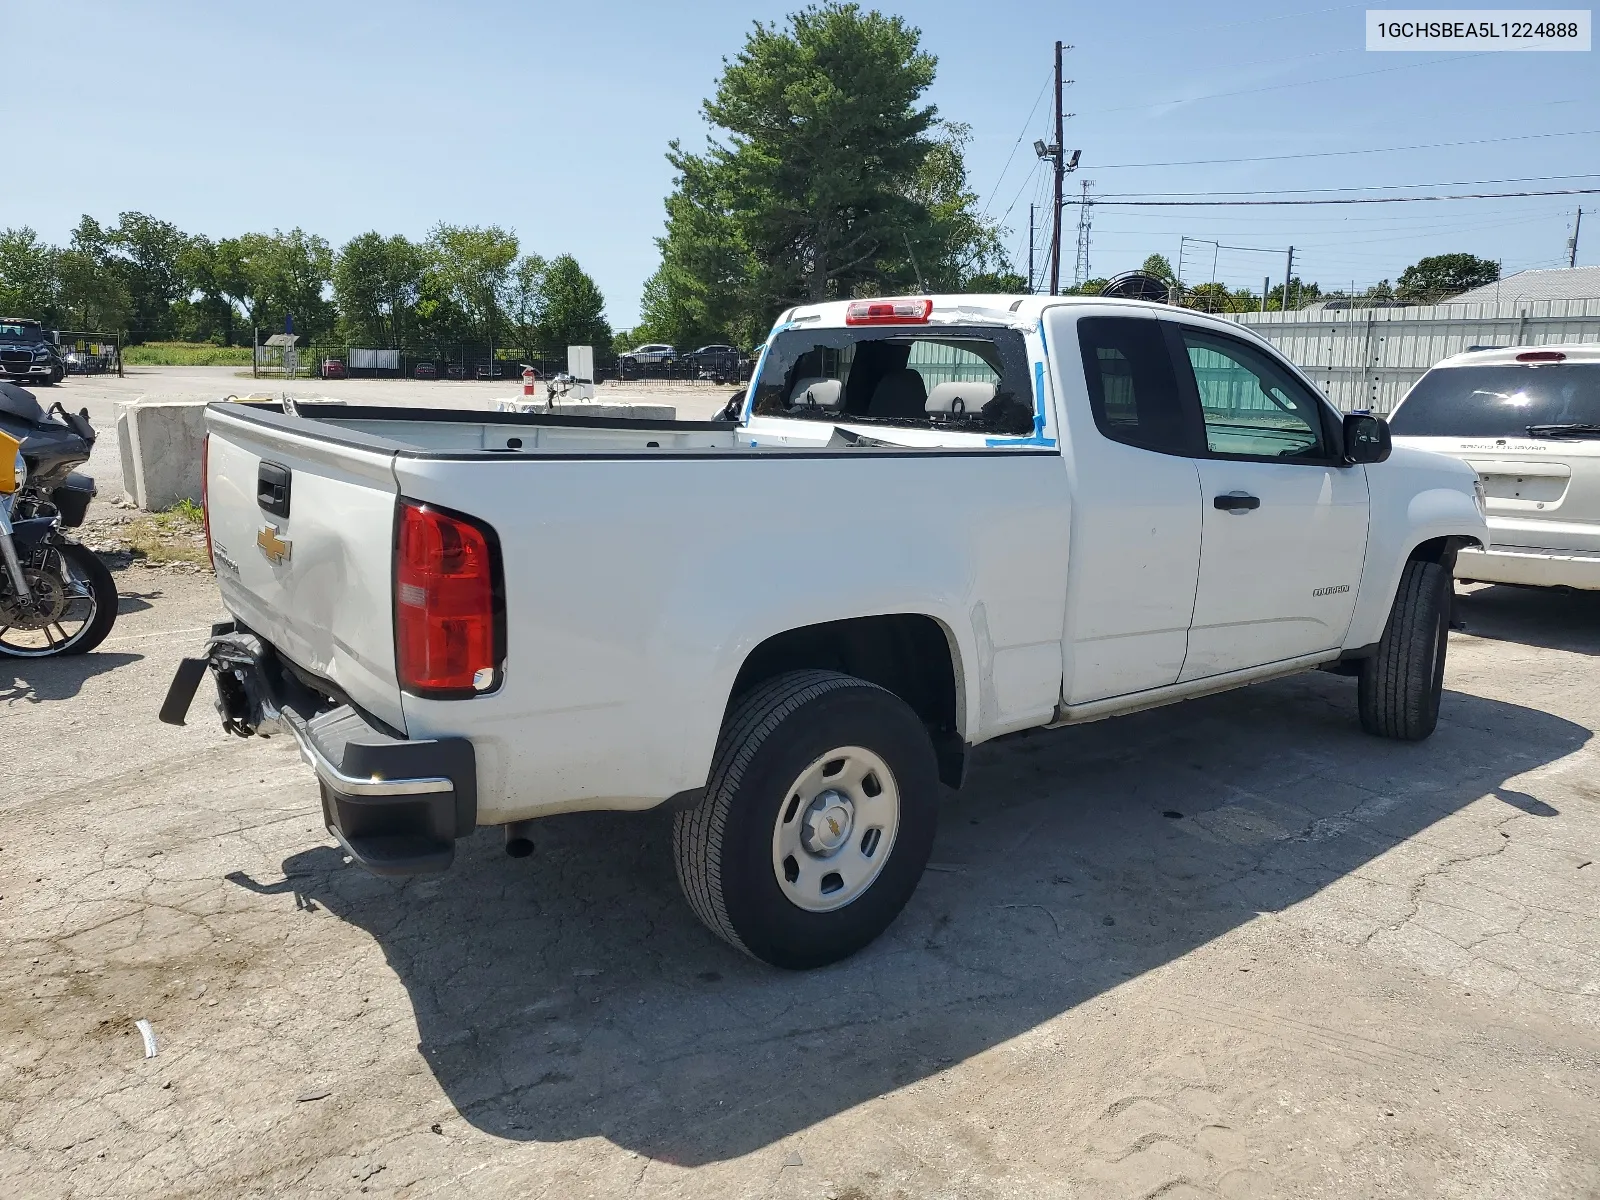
[505,837,534,858]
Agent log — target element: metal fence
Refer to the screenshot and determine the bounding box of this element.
[55,330,122,377]
[1222,297,1600,414]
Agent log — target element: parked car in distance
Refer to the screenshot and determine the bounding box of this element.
[0,318,65,385]
[475,362,505,381]
[320,358,347,380]
[684,344,743,382]
[413,362,438,380]
[1389,344,1600,590]
[618,343,676,369]
[171,293,1486,970]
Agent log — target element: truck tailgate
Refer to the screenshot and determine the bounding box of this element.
[205,404,406,732]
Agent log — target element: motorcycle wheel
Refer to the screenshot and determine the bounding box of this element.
[0,541,118,658]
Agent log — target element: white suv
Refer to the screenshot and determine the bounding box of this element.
[1389,345,1600,590]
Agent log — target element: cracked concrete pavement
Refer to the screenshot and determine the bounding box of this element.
[0,566,1596,1199]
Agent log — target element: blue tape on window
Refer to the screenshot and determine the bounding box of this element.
[987,340,1057,448]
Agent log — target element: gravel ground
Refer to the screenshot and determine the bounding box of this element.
[0,564,1595,1199]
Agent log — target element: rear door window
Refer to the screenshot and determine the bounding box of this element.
[1390,364,1600,436]
[1076,316,1195,455]
[750,326,1034,433]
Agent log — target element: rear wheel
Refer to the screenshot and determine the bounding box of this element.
[1359,556,1451,740]
[673,670,939,969]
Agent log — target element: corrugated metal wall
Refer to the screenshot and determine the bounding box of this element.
[1221,297,1600,413]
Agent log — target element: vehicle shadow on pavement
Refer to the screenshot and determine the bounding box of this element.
[1455,583,1599,656]
[276,669,1589,1167]
[0,651,142,703]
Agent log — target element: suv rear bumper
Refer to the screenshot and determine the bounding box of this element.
[1457,545,1600,591]
[160,625,477,876]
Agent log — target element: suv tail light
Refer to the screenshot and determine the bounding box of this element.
[201,434,213,568]
[845,298,933,325]
[1516,350,1566,363]
[395,500,503,697]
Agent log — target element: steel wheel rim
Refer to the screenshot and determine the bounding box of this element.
[771,745,900,913]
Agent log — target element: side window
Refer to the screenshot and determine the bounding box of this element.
[1178,328,1329,460]
[1076,316,1193,455]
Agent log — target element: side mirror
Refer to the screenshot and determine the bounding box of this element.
[1342,413,1391,465]
[716,390,746,423]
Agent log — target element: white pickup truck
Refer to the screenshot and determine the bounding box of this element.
[162,295,1486,968]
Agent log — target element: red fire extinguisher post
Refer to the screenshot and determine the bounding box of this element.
[521,365,538,398]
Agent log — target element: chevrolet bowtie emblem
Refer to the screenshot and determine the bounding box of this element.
[257,525,292,565]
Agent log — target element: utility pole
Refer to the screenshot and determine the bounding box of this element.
[1032,42,1078,295]
[1570,208,1584,268]
[1028,204,1036,293]
[1282,245,1295,311]
[1050,40,1065,295]
[1073,179,1095,288]
[1261,277,1269,314]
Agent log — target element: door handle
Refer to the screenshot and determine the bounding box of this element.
[1213,492,1260,512]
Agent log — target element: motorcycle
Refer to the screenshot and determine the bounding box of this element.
[0,381,117,658]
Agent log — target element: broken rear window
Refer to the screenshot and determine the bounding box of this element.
[751,325,1034,434]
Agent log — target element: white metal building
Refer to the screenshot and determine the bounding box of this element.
[1224,296,1600,413]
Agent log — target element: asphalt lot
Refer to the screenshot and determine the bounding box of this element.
[0,556,1594,1199]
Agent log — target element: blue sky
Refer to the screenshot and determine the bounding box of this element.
[10,1,1596,326]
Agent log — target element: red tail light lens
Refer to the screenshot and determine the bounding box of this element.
[201,434,213,568]
[1516,350,1566,363]
[395,500,502,697]
[845,298,933,325]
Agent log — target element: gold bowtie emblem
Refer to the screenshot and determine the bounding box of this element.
[256,525,292,565]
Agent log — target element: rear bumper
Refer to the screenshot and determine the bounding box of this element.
[160,625,477,876]
[1457,545,1600,591]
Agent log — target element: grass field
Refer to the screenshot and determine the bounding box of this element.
[122,342,255,366]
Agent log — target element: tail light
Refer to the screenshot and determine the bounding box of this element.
[395,500,503,697]
[1516,350,1566,363]
[845,298,933,325]
[201,434,213,568]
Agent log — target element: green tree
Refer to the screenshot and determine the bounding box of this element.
[648,2,943,341]
[105,212,188,340]
[502,254,549,359]
[1140,254,1177,285]
[0,228,61,323]
[426,224,519,349]
[964,271,1027,293]
[535,254,612,355]
[218,230,335,341]
[334,233,426,347]
[1396,253,1499,303]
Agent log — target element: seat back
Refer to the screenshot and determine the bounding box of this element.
[866,368,928,419]
[925,381,996,422]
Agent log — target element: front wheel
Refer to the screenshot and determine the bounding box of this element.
[673,670,939,969]
[0,540,118,658]
[1358,557,1450,740]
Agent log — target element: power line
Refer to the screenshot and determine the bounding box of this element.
[1083,53,1487,116]
[1100,172,1600,199]
[979,68,1054,220]
[1098,188,1600,207]
[1091,128,1600,170]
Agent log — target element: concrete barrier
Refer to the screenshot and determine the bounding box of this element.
[116,398,210,510]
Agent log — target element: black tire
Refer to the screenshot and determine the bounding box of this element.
[673,669,940,969]
[1358,557,1450,741]
[0,541,117,658]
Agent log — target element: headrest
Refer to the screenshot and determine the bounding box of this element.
[925,381,997,416]
[790,377,844,409]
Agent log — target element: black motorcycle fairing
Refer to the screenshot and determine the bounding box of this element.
[0,381,44,424]
[8,517,56,553]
